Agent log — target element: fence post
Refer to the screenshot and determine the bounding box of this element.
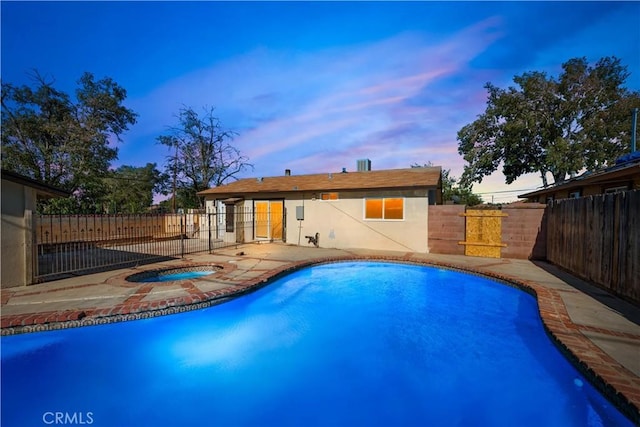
[180,214,185,258]
[25,209,36,285]
[208,212,212,253]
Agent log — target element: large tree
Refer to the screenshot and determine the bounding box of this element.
[158,106,252,210]
[411,162,482,206]
[457,57,640,188]
[102,163,167,213]
[1,71,137,211]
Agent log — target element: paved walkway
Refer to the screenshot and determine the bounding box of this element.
[1,243,639,422]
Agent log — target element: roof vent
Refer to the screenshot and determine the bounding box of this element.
[257,177,263,182]
[285,169,291,176]
[341,167,347,173]
[357,159,371,171]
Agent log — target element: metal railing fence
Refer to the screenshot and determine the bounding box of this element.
[34,209,256,282]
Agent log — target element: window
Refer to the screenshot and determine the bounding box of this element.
[568,190,581,199]
[604,185,629,194]
[225,204,235,232]
[364,198,404,220]
[321,192,339,201]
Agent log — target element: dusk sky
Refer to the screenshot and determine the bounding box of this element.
[2,1,639,202]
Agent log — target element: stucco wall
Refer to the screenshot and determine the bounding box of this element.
[204,189,432,252]
[283,190,430,252]
[1,179,35,287]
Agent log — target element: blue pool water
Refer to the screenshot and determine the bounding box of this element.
[1,262,634,427]
[139,270,215,282]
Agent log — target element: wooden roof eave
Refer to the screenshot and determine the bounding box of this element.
[199,184,439,199]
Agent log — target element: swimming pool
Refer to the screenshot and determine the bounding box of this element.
[1,262,634,426]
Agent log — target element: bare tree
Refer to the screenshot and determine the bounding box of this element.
[157,106,252,209]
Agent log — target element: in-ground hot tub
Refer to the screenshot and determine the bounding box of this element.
[126,265,222,283]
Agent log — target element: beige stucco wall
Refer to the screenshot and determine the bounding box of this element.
[231,190,429,252]
[205,189,432,252]
[1,179,35,288]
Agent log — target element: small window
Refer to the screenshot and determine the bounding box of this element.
[321,192,339,201]
[604,185,628,194]
[365,199,383,219]
[568,190,581,199]
[364,198,404,220]
[384,198,403,219]
[225,204,235,232]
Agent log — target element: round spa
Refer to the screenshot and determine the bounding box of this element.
[125,265,222,283]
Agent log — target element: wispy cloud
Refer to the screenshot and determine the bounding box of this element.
[126,17,504,179]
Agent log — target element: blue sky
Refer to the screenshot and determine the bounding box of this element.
[2,1,639,202]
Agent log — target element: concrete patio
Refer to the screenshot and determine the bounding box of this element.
[1,243,639,422]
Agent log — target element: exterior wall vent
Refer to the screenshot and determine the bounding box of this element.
[357,159,371,171]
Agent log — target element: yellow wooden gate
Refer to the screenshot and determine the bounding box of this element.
[459,209,508,258]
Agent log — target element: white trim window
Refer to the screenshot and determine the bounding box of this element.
[604,185,629,194]
[364,198,404,220]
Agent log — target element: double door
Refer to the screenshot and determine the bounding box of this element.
[255,200,283,240]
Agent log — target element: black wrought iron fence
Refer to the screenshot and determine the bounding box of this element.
[34,209,256,282]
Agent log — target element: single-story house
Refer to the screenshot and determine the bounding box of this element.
[197,162,442,253]
[518,154,640,203]
[1,169,70,288]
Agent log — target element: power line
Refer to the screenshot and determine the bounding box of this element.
[473,187,539,195]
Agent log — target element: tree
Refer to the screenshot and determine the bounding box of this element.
[157,106,252,210]
[1,71,138,212]
[457,57,640,188]
[103,163,168,213]
[411,163,482,206]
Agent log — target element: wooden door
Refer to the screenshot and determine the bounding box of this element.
[269,201,283,240]
[255,201,269,239]
[254,200,284,240]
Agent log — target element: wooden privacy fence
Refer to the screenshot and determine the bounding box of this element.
[546,190,640,304]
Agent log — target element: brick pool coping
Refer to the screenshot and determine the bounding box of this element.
[1,254,639,423]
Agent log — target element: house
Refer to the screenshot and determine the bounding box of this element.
[197,162,442,253]
[518,153,640,203]
[1,169,70,287]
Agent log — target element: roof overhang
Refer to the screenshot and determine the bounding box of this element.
[518,162,640,199]
[198,167,443,198]
[220,197,244,205]
[1,169,71,199]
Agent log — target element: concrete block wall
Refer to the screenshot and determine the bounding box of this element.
[428,204,547,259]
[427,205,465,255]
[501,204,547,259]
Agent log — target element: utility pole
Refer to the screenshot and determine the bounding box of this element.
[172,144,178,214]
[632,108,638,152]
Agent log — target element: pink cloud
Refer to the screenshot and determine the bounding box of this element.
[126,16,509,189]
